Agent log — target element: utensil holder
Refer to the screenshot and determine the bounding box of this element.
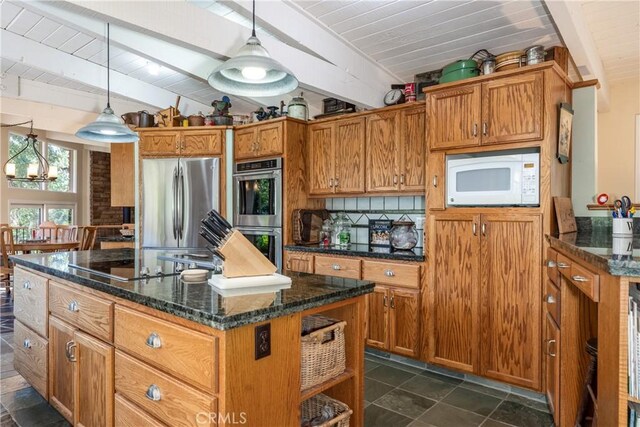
[612,236,633,256]
[218,230,277,278]
[612,218,633,236]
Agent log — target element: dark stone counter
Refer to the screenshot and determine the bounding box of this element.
[10,249,374,330]
[284,244,424,262]
[98,236,135,242]
[547,231,640,277]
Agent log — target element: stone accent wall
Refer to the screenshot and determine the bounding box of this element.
[89,151,122,225]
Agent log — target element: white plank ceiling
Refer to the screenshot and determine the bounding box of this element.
[581,0,640,83]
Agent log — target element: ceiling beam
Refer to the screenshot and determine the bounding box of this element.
[0,29,211,115]
[544,0,610,111]
[218,0,400,88]
[62,0,385,108]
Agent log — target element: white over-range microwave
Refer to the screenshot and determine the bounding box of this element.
[446,150,540,206]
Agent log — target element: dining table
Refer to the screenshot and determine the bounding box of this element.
[13,239,80,253]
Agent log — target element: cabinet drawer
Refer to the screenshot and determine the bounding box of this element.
[569,262,600,302]
[115,351,216,427]
[546,248,559,286]
[13,320,48,399]
[114,306,217,393]
[556,253,572,279]
[115,393,165,427]
[285,251,314,274]
[544,280,561,326]
[49,282,113,342]
[362,260,420,288]
[13,268,48,337]
[314,256,361,279]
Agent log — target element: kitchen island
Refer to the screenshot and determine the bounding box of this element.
[546,230,640,426]
[10,249,373,427]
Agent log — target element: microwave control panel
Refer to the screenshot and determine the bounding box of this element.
[521,160,539,204]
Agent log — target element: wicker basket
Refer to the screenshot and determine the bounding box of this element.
[301,393,352,427]
[301,315,347,391]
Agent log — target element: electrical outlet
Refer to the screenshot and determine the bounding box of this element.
[255,323,271,360]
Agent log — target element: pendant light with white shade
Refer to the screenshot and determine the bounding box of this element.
[75,23,139,143]
[208,0,298,97]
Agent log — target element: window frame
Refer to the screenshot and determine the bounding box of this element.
[8,202,77,227]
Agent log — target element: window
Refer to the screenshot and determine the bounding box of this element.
[9,203,75,227]
[7,133,76,192]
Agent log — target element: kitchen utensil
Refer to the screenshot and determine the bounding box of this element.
[121,112,140,128]
[138,110,155,127]
[439,59,479,83]
[621,196,632,217]
[187,112,205,126]
[469,49,494,63]
[495,50,524,72]
[288,92,309,120]
[525,45,545,65]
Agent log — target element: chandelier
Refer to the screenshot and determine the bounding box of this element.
[2,120,57,182]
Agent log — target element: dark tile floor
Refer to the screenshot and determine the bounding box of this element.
[0,289,553,427]
[363,356,554,427]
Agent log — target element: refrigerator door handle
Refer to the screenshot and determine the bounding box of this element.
[172,167,178,239]
[178,165,185,239]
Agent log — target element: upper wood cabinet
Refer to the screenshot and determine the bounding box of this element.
[366,106,425,193]
[427,212,541,389]
[139,129,224,157]
[110,143,135,207]
[308,118,365,196]
[427,72,543,150]
[234,122,284,160]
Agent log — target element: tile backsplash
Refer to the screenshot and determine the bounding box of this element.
[326,196,426,247]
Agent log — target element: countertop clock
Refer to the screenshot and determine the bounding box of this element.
[384,88,405,106]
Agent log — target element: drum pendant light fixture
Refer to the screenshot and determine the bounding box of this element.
[208,0,298,97]
[75,23,139,143]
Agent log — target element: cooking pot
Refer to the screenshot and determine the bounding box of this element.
[439,59,479,84]
[525,45,545,65]
[121,112,140,127]
[188,113,205,127]
[138,111,155,128]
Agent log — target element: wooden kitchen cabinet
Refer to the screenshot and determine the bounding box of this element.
[426,212,541,389]
[366,285,420,358]
[426,151,445,211]
[427,72,543,150]
[49,316,76,423]
[545,312,560,425]
[139,131,180,156]
[138,128,225,157]
[110,143,135,207]
[398,106,426,192]
[180,129,223,156]
[427,214,480,373]
[284,250,314,273]
[234,121,283,160]
[308,118,365,196]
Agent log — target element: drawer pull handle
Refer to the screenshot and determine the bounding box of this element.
[146,384,162,401]
[384,269,395,277]
[390,296,395,309]
[546,339,556,357]
[146,332,162,349]
[67,300,79,312]
[23,339,31,349]
[22,281,31,290]
[572,275,589,282]
[557,262,569,269]
[545,294,556,304]
[65,341,77,362]
[383,296,387,307]
[332,264,341,271]
[546,260,557,268]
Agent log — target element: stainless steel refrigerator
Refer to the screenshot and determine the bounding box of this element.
[142,157,219,249]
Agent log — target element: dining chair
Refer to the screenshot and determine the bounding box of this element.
[0,227,16,294]
[57,225,79,242]
[38,221,58,240]
[79,226,98,251]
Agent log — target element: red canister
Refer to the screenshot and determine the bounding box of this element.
[404,83,416,102]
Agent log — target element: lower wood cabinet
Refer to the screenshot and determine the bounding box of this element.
[48,316,114,426]
[115,393,165,427]
[14,320,48,399]
[545,312,560,425]
[366,285,420,358]
[427,212,541,389]
[284,251,314,274]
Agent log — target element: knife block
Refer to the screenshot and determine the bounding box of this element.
[218,230,277,278]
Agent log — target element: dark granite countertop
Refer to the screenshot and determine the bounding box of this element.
[284,244,424,262]
[10,249,374,330]
[547,231,640,277]
[99,236,135,242]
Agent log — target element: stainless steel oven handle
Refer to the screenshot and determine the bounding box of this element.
[172,167,178,240]
[232,170,281,180]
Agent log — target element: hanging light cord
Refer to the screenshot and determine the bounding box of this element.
[251,0,256,37]
[1,120,34,132]
[107,23,111,109]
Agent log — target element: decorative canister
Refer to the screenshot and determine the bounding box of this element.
[404,83,416,102]
[390,221,418,250]
[288,92,308,121]
[481,57,496,75]
[525,45,545,65]
[333,213,351,247]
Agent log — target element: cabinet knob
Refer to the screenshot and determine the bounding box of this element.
[22,281,31,290]
[145,332,162,349]
[334,178,339,188]
[383,295,387,307]
[482,122,488,136]
[432,176,438,188]
[557,262,569,269]
[472,123,478,137]
[571,275,589,282]
[393,175,398,185]
[472,223,477,236]
[67,300,79,312]
[145,384,162,401]
[384,269,395,277]
[65,341,77,362]
[546,260,557,268]
[329,178,334,188]
[390,296,395,309]
[546,339,556,357]
[332,264,341,271]
[400,174,405,185]
[545,294,556,304]
[481,223,487,236]
[23,339,31,349]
